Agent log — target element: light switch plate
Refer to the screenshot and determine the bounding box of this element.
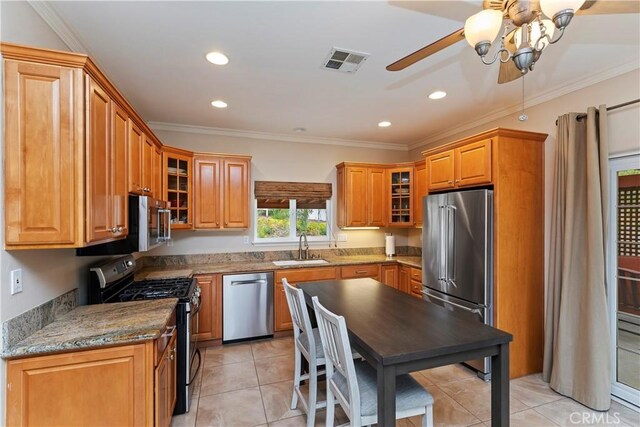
[11,269,23,295]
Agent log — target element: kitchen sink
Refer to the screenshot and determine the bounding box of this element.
[272,259,329,266]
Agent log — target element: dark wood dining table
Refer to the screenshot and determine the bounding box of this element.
[299,278,513,427]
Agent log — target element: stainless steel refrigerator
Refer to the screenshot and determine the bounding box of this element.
[422,189,493,379]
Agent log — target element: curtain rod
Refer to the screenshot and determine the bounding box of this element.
[555,99,640,125]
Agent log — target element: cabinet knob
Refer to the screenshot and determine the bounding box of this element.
[447,181,452,184]
[110,227,118,233]
[118,226,123,232]
[455,179,460,183]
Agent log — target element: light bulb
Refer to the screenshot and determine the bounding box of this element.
[540,0,586,19]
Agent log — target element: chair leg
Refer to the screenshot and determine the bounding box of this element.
[306,360,317,427]
[325,386,335,427]
[291,348,301,410]
[423,405,433,427]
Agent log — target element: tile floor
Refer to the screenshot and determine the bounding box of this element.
[171,336,640,427]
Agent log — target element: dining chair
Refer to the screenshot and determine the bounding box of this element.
[312,295,434,427]
[283,279,328,427]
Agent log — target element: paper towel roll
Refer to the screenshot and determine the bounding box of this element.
[385,234,395,257]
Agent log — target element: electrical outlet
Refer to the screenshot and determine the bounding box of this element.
[243,236,250,244]
[337,234,347,242]
[11,269,23,295]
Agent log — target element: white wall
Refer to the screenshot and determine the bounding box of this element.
[149,130,412,256]
[407,69,640,273]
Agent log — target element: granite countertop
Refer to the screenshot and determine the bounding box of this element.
[3,299,178,359]
[135,255,422,280]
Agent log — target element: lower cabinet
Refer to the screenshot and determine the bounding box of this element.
[195,274,223,341]
[340,264,379,280]
[409,267,423,299]
[274,267,338,331]
[5,311,177,427]
[380,264,398,288]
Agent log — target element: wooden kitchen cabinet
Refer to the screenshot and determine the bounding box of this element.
[222,157,251,228]
[340,264,380,280]
[155,333,178,427]
[194,156,221,229]
[455,139,492,187]
[388,167,414,226]
[399,266,411,294]
[86,78,127,243]
[414,160,427,227]
[426,150,455,191]
[380,264,398,289]
[367,168,387,227]
[154,145,163,199]
[274,267,338,331]
[128,119,144,194]
[163,147,193,229]
[142,135,155,197]
[195,274,222,341]
[3,60,84,248]
[337,165,368,227]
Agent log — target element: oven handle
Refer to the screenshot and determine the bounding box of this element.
[421,290,483,315]
[161,325,177,338]
[158,208,171,241]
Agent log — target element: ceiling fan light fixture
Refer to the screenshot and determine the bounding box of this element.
[540,0,585,28]
[464,9,504,50]
[514,19,555,50]
[512,47,534,73]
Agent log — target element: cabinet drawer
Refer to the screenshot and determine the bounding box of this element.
[275,267,337,284]
[410,280,423,298]
[410,267,422,282]
[341,264,379,279]
[155,309,177,364]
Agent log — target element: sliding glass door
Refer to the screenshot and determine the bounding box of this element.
[608,154,640,407]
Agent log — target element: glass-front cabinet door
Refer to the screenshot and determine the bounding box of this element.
[163,150,192,229]
[388,167,413,227]
[608,155,640,407]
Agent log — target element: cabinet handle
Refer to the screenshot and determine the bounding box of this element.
[117,226,123,232]
[110,227,118,233]
[455,179,460,183]
[162,325,176,338]
[448,181,453,184]
[356,270,368,274]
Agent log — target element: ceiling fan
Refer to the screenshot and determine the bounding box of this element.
[387,0,640,84]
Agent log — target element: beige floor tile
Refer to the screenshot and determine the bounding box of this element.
[421,364,478,385]
[260,380,304,422]
[439,377,529,421]
[511,374,564,408]
[255,354,295,385]
[533,398,635,427]
[610,401,640,426]
[252,337,294,360]
[501,409,561,427]
[424,384,482,427]
[268,415,306,426]
[171,398,199,427]
[200,360,259,396]
[196,387,267,427]
[205,343,254,367]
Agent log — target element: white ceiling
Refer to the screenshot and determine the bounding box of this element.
[45,1,640,147]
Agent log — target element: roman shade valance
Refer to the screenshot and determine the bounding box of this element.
[255,181,332,209]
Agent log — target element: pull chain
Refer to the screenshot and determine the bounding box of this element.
[518,74,528,121]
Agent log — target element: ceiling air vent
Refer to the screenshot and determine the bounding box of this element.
[322,47,370,73]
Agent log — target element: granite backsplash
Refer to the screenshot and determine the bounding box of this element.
[140,246,422,267]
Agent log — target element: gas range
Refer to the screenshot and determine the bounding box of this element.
[88,255,200,415]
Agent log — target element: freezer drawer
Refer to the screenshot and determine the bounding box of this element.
[223,272,274,343]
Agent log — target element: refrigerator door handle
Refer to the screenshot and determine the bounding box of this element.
[422,290,483,315]
[438,206,447,281]
[446,204,457,284]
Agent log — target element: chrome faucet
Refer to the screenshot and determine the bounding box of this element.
[298,232,309,260]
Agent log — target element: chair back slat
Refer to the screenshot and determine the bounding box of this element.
[282,279,314,348]
[312,296,360,417]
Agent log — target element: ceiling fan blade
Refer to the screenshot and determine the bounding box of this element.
[386,28,465,71]
[498,32,524,84]
[577,1,640,15]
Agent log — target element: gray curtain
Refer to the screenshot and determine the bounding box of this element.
[543,106,611,411]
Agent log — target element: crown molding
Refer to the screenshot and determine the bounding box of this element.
[408,60,640,151]
[148,121,409,152]
[28,1,90,54]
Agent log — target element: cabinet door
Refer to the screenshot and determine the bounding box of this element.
[195,275,222,340]
[142,136,154,195]
[222,158,250,228]
[399,266,410,294]
[4,60,82,247]
[112,103,128,236]
[274,281,293,332]
[164,151,192,228]
[6,344,148,426]
[414,161,427,227]
[340,264,380,280]
[155,344,170,427]
[380,264,398,288]
[194,157,221,229]
[86,78,113,243]
[128,120,143,194]
[455,139,492,187]
[367,168,387,226]
[427,150,455,191]
[388,168,413,227]
[345,167,368,227]
[167,334,178,420]
[410,279,423,299]
[154,145,163,199]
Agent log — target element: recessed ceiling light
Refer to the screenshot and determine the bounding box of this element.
[378,121,391,128]
[293,127,306,133]
[428,90,447,100]
[210,100,228,108]
[206,51,229,65]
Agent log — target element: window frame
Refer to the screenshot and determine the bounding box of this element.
[253,199,331,244]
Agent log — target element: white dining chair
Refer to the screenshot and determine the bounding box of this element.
[312,295,434,427]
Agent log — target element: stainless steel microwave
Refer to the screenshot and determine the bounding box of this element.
[76,195,171,256]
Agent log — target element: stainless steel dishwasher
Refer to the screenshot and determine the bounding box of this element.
[222,272,274,343]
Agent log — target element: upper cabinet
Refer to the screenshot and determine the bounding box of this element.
[414,160,427,227]
[193,155,251,230]
[163,147,193,229]
[425,139,492,192]
[367,168,387,227]
[388,167,413,227]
